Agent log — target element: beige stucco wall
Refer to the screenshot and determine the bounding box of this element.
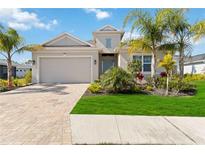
[95,33,121,53]
[46,36,83,46]
[118,50,165,76]
[32,48,99,83]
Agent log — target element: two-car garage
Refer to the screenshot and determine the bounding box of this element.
[32,33,99,84]
[39,57,92,83]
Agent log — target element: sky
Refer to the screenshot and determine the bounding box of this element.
[0,8,205,63]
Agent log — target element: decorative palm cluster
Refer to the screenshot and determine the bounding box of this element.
[123,8,205,80]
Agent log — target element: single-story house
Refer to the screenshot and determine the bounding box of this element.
[0,59,17,79]
[184,54,205,74]
[16,63,32,78]
[32,25,165,84]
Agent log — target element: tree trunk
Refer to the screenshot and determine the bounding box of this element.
[151,51,157,87]
[151,52,157,78]
[179,50,184,79]
[7,55,13,90]
[165,74,169,96]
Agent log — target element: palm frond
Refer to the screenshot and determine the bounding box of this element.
[0,27,42,57]
[127,38,152,54]
[123,9,149,28]
[16,44,43,53]
[11,45,43,57]
[157,42,179,53]
[191,20,205,41]
[0,24,3,31]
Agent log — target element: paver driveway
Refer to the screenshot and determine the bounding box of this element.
[0,84,88,145]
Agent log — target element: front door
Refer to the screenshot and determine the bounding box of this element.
[102,58,115,73]
[100,54,117,74]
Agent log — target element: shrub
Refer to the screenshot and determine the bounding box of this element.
[0,72,32,92]
[88,82,102,93]
[13,78,27,87]
[177,81,196,92]
[24,70,32,84]
[127,60,142,76]
[13,71,32,87]
[151,77,166,89]
[0,79,8,87]
[184,74,205,82]
[163,77,196,93]
[148,76,196,94]
[145,85,153,91]
[0,86,8,92]
[130,85,142,93]
[0,79,8,92]
[100,67,135,93]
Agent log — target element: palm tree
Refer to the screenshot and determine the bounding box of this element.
[123,9,176,80]
[159,53,176,96]
[162,9,205,79]
[0,26,41,89]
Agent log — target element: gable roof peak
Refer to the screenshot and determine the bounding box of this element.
[42,32,93,47]
[97,25,119,32]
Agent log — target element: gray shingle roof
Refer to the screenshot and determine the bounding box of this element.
[185,53,205,64]
[0,59,19,66]
[190,53,205,61]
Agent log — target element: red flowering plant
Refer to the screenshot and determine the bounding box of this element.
[160,72,167,78]
[136,72,144,81]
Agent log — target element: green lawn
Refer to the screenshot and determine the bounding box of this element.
[71,81,205,116]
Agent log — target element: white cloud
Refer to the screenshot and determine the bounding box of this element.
[0,9,58,30]
[192,37,205,46]
[122,31,140,41]
[8,22,30,31]
[84,9,111,20]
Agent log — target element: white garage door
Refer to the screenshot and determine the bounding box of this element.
[39,57,92,83]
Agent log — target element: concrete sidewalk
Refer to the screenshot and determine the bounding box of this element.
[70,115,205,145]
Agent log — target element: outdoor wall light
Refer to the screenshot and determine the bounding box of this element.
[94,59,97,65]
[32,60,36,65]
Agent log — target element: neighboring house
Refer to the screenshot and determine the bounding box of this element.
[0,59,17,79]
[32,25,165,83]
[16,63,32,78]
[184,54,205,74]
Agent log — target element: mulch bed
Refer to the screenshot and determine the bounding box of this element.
[83,87,196,97]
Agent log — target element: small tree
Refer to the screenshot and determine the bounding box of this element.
[159,53,176,96]
[0,26,41,89]
[161,9,205,79]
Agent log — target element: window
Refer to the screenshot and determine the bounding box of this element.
[143,56,152,72]
[133,55,142,62]
[133,55,142,71]
[2,66,7,74]
[133,55,152,72]
[105,38,112,48]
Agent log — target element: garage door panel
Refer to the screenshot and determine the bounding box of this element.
[39,57,91,83]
